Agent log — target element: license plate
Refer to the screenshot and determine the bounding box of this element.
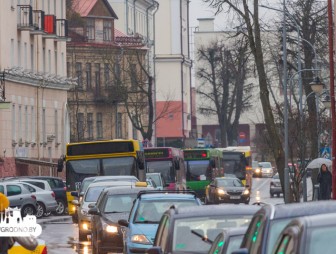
[230,196,240,199]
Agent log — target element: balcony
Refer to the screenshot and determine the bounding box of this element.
[30,10,45,34]
[17,5,33,30]
[56,19,69,41]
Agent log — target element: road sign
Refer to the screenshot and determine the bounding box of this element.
[320,147,331,159]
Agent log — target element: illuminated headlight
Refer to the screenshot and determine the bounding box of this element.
[72,206,77,212]
[217,189,227,195]
[81,209,89,216]
[243,189,249,195]
[131,234,151,244]
[255,168,261,173]
[105,225,118,233]
[82,222,89,230]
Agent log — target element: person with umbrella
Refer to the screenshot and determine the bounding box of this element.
[317,163,332,200]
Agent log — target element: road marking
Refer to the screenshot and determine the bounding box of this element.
[253,178,271,192]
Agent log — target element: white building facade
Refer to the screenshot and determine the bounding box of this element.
[0,0,71,177]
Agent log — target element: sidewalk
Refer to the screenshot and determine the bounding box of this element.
[37,215,71,225]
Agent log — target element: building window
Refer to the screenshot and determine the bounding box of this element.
[55,50,58,75]
[25,106,28,142]
[114,63,121,84]
[48,50,51,73]
[97,113,103,139]
[132,117,137,140]
[12,104,16,141]
[30,44,34,71]
[95,63,100,90]
[87,113,93,140]
[86,19,95,40]
[42,108,46,144]
[86,63,91,89]
[24,43,27,69]
[31,106,35,142]
[103,20,112,41]
[67,62,70,78]
[18,41,21,67]
[54,109,58,144]
[75,62,83,87]
[77,113,84,141]
[117,112,122,138]
[11,39,14,67]
[104,63,110,87]
[130,64,137,91]
[43,48,46,73]
[18,105,22,141]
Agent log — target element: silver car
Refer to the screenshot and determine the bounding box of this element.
[258,162,274,177]
[73,181,141,241]
[0,182,37,217]
[12,181,58,218]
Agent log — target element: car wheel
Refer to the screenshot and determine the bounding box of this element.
[78,230,87,241]
[21,205,36,217]
[36,202,46,218]
[55,199,66,215]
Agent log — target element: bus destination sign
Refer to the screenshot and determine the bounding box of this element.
[144,148,169,159]
[184,150,208,159]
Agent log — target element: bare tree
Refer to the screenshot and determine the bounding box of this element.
[196,38,252,147]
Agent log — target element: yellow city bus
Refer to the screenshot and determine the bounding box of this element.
[217,146,252,191]
[57,139,145,218]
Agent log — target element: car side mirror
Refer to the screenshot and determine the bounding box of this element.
[232,248,249,254]
[71,200,80,206]
[88,207,100,215]
[71,191,79,197]
[79,192,84,197]
[147,247,163,254]
[88,203,96,209]
[118,219,129,227]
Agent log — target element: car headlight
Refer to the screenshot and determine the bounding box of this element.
[131,234,151,244]
[81,208,89,216]
[105,225,118,233]
[217,189,226,195]
[255,168,261,173]
[243,189,249,195]
[72,206,77,212]
[82,222,89,230]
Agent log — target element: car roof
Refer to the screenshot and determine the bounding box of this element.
[93,175,139,182]
[27,176,63,180]
[261,201,336,220]
[87,181,137,188]
[224,226,248,236]
[299,213,336,228]
[172,204,259,217]
[10,181,45,191]
[103,186,152,195]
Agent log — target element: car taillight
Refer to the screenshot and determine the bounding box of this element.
[31,195,36,200]
[63,186,67,191]
[51,192,55,198]
[41,246,48,254]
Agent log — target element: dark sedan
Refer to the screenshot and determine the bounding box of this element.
[205,177,250,204]
[273,213,336,254]
[89,186,148,254]
[147,205,259,254]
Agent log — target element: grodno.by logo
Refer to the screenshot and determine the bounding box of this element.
[0,208,42,237]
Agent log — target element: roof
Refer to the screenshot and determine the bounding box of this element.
[93,175,139,182]
[262,201,336,220]
[72,0,118,19]
[136,190,197,199]
[88,181,137,188]
[174,205,260,217]
[103,186,151,195]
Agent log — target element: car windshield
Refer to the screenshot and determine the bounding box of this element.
[146,174,162,187]
[146,161,175,184]
[266,219,292,253]
[80,179,95,194]
[172,216,252,253]
[217,179,243,187]
[84,186,106,202]
[259,162,272,168]
[226,235,244,254]
[134,199,198,223]
[308,226,336,254]
[103,194,137,213]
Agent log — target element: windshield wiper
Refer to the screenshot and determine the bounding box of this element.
[191,229,213,244]
[136,220,158,224]
[104,211,124,214]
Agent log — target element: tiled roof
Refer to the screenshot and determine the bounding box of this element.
[114,29,129,38]
[72,0,97,17]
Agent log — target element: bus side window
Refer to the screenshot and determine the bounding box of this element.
[174,158,180,170]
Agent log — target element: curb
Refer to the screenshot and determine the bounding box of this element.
[37,216,72,225]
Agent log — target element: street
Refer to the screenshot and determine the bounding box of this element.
[39,177,284,254]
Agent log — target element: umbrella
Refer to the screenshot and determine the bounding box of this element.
[306,158,332,169]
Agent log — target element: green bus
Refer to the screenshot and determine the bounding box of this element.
[184,148,223,199]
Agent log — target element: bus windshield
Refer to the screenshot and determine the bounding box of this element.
[102,157,136,175]
[147,161,174,184]
[187,160,210,180]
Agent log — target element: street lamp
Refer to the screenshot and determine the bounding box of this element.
[309,77,325,94]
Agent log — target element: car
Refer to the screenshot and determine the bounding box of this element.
[270,173,282,198]
[257,162,273,177]
[272,213,336,254]
[118,190,202,254]
[0,182,37,217]
[70,175,140,224]
[12,181,58,218]
[74,181,142,241]
[146,178,158,189]
[235,201,336,254]
[146,173,165,190]
[208,227,248,254]
[9,239,47,254]
[23,176,67,215]
[89,186,150,254]
[147,205,258,254]
[205,177,250,204]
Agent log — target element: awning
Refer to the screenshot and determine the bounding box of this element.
[15,157,58,168]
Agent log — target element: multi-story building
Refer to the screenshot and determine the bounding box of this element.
[67,0,147,142]
[0,0,71,177]
[154,0,192,148]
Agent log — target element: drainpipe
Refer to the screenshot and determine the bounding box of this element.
[126,0,129,33]
[187,0,192,138]
[133,0,139,34]
[180,0,185,147]
[152,1,159,146]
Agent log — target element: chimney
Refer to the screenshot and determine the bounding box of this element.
[197,18,215,32]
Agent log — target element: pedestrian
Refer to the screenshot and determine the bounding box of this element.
[317,163,332,200]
